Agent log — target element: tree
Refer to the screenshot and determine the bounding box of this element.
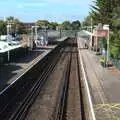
[112,7,120,30]
[91,0,120,28]
[71,20,81,30]
[87,0,120,59]
[6,16,23,35]
[110,31,120,59]
[36,20,49,29]
[100,37,107,51]
[0,20,6,35]
[48,22,58,30]
[82,15,92,27]
[61,21,72,30]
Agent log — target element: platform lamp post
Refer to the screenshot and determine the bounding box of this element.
[30,26,34,50]
[7,20,14,62]
[31,25,39,49]
[7,20,14,41]
[42,26,48,45]
[7,25,9,36]
[15,24,19,36]
[60,27,62,38]
[45,26,48,45]
[7,24,10,62]
[44,26,48,39]
[57,26,62,38]
[35,25,39,42]
[91,18,93,33]
[90,17,93,50]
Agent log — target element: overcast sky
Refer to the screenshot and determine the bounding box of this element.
[0,0,93,22]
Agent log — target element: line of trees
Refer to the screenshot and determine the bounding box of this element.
[0,17,81,36]
[0,16,27,35]
[0,20,6,35]
[36,20,81,30]
[83,0,120,59]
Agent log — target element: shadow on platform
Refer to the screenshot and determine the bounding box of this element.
[0,64,22,91]
[13,50,44,63]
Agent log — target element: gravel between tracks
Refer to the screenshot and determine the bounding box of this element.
[65,46,82,120]
[25,51,69,120]
[25,39,83,120]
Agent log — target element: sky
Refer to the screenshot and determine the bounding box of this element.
[0,0,93,23]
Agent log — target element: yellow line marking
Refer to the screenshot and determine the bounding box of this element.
[94,103,120,111]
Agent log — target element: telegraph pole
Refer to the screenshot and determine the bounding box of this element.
[106,25,110,66]
[91,18,93,32]
[31,25,39,49]
[7,20,14,61]
[90,17,93,50]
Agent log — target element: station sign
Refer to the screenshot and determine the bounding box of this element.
[94,30,108,37]
[97,30,108,37]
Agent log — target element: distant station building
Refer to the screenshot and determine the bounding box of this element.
[91,24,109,52]
[83,24,109,53]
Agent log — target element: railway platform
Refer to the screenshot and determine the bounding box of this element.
[0,37,70,120]
[0,37,67,92]
[78,37,120,119]
[0,48,53,91]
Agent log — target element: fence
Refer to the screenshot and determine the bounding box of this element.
[111,59,120,69]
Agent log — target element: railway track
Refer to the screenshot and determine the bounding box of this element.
[53,38,85,120]
[0,40,67,120]
[25,41,72,120]
[0,38,85,120]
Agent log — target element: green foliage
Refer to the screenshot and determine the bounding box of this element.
[82,15,91,26]
[61,21,72,30]
[36,20,59,30]
[100,37,107,51]
[6,16,14,21]
[36,20,49,29]
[71,20,81,30]
[48,22,58,30]
[110,31,120,59]
[61,20,81,30]
[112,7,120,30]
[89,0,120,28]
[83,0,120,59]
[6,16,24,34]
[0,20,6,35]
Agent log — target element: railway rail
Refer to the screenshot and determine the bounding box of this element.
[0,39,67,120]
[25,39,72,120]
[53,38,85,120]
[0,37,86,120]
